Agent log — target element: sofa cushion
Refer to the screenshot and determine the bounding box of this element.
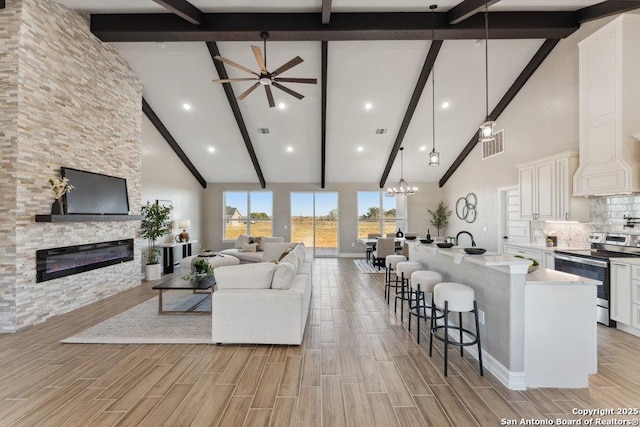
[215,262,277,289]
[260,236,284,246]
[290,245,307,270]
[234,234,252,249]
[262,242,297,263]
[241,242,257,252]
[271,260,298,290]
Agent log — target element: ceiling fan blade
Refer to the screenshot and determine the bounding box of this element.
[273,77,318,84]
[214,55,259,77]
[251,45,267,73]
[272,82,304,100]
[212,78,258,83]
[237,82,261,100]
[271,56,304,77]
[265,86,276,108]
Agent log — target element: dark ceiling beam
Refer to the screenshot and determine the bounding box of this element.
[322,0,332,24]
[206,42,266,189]
[90,12,579,42]
[142,98,207,188]
[321,41,328,189]
[151,0,203,25]
[438,39,560,188]
[380,40,443,189]
[576,1,640,23]
[447,0,501,25]
[0,1,5,9]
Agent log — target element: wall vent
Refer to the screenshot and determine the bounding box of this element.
[257,128,270,134]
[375,128,388,135]
[482,129,504,159]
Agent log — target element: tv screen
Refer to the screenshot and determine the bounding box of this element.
[61,167,130,215]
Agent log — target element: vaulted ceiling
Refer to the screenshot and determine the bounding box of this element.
[53,0,640,189]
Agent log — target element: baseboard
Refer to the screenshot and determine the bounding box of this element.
[616,323,640,338]
[339,253,365,258]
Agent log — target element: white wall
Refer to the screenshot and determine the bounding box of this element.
[439,16,622,251]
[141,116,205,254]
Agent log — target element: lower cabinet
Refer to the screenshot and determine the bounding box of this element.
[610,262,632,326]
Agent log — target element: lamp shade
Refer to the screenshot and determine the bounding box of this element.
[178,219,191,230]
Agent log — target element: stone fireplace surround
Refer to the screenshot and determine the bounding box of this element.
[0,0,143,332]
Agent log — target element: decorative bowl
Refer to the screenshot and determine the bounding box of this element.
[405,236,417,240]
[436,242,454,248]
[420,239,434,244]
[527,265,539,274]
[464,248,487,255]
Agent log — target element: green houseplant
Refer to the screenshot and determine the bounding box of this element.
[141,201,172,280]
[428,201,452,237]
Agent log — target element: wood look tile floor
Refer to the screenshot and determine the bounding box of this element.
[1,258,639,426]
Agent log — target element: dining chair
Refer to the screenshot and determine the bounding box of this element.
[372,238,395,270]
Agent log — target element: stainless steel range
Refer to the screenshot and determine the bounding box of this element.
[554,232,640,327]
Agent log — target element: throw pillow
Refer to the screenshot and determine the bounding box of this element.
[240,242,257,252]
[271,260,297,290]
[262,242,297,263]
[234,234,252,249]
[252,236,263,251]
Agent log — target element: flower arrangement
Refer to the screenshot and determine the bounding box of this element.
[48,177,74,200]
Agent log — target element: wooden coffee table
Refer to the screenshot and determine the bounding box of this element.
[151,275,215,315]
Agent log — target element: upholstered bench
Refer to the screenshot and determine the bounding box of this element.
[180,253,240,275]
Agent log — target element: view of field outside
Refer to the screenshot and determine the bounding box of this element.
[224,191,273,240]
[291,192,338,255]
[357,191,398,238]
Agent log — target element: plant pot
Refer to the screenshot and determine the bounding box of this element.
[145,263,162,281]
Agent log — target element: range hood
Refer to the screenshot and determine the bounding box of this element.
[573,14,640,197]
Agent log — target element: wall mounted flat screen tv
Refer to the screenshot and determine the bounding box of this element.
[61,167,130,215]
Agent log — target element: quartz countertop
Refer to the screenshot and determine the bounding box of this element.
[504,242,590,252]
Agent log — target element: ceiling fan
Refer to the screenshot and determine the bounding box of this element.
[212,31,317,108]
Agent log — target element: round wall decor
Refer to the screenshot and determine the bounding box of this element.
[456,193,477,223]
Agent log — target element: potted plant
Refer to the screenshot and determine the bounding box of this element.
[192,259,213,279]
[48,177,74,215]
[428,201,452,237]
[141,200,172,281]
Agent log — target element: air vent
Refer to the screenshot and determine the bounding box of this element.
[375,128,388,135]
[257,128,270,134]
[482,129,504,159]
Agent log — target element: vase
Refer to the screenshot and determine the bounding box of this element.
[51,199,63,215]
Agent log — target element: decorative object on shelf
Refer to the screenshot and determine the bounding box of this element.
[456,192,477,223]
[175,219,191,242]
[387,147,418,196]
[428,201,452,237]
[478,0,496,143]
[426,229,431,240]
[428,4,440,167]
[395,228,404,238]
[141,200,173,281]
[48,177,74,215]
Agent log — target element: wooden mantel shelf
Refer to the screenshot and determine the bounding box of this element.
[35,214,143,222]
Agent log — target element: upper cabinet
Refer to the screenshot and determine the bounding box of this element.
[518,151,590,222]
[574,15,640,196]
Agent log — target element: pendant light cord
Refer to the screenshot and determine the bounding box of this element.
[400,147,404,179]
[484,0,489,120]
[431,5,436,152]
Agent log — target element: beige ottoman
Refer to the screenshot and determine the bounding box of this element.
[180,253,240,274]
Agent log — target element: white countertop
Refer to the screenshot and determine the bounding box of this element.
[610,257,640,266]
[504,242,589,252]
[525,268,600,285]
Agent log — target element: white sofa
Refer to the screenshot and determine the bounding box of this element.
[212,244,312,345]
[219,235,287,263]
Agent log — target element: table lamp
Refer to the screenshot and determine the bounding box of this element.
[176,219,191,242]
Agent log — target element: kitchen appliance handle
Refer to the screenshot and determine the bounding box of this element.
[553,254,608,268]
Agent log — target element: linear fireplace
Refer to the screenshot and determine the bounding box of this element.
[36,239,134,283]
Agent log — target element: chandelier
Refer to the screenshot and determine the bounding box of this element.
[387,147,418,196]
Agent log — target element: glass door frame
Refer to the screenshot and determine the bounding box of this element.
[290,191,340,258]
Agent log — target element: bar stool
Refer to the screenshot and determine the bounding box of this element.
[394,261,422,321]
[429,282,483,377]
[384,255,406,304]
[408,270,443,344]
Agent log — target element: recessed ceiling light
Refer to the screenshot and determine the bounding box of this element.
[364,103,372,110]
[208,146,215,153]
[278,102,286,110]
[182,103,192,111]
[357,146,364,152]
[441,101,450,109]
[286,146,294,153]
[420,146,427,152]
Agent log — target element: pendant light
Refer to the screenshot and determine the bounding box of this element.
[478,0,495,142]
[387,147,418,196]
[428,4,440,166]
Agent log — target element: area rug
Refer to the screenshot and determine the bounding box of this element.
[353,258,384,274]
[62,291,212,344]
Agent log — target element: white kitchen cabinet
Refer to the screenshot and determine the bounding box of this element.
[543,251,555,270]
[632,266,640,329]
[517,151,588,222]
[574,14,640,196]
[610,262,632,325]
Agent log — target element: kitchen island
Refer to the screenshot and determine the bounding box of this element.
[408,242,598,390]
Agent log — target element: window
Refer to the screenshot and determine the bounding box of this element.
[223,191,273,240]
[357,191,398,238]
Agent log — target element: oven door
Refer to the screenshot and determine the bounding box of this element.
[553,253,613,326]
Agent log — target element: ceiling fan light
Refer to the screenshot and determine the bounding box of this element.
[428,149,440,166]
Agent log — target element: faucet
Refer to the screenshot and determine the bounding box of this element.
[456,231,476,247]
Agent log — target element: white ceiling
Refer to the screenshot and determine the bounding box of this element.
[54,0,609,186]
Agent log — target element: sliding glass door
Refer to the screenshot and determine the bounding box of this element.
[291,192,339,257]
